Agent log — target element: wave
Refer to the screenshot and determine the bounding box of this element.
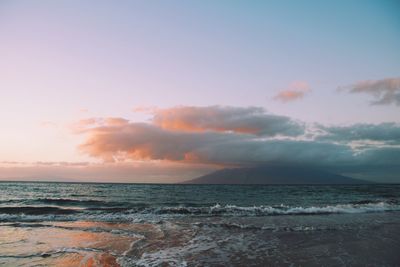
[191,222,353,232]
[0,206,80,215]
[32,198,132,208]
[0,201,399,222]
[150,201,400,216]
[0,198,158,209]
[0,247,103,259]
[0,198,134,208]
[36,198,108,205]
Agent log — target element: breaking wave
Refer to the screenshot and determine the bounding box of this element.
[202,201,400,216]
[0,201,399,223]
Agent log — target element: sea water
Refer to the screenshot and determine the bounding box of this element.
[0,182,399,266]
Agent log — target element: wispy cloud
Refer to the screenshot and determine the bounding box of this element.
[273,81,311,103]
[71,117,130,133]
[0,161,213,183]
[132,106,159,113]
[339,77,400,106]
[0,161,90,167]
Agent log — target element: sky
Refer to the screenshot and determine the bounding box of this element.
[0,0,399,183]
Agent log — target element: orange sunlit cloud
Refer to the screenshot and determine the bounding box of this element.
[75,106,306,165]
[75,106,358,167]
[274,81,311,102]
[152,106,304,136]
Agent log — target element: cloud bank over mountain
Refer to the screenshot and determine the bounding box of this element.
[76,106,400,182]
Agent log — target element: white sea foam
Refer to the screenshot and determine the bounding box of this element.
[207,201,399,215]
[0,201,399,223]
[116,230,277,267]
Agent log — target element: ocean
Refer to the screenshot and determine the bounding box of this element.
[0,182,399,266]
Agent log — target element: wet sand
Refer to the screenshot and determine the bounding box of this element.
[1,212,400,266]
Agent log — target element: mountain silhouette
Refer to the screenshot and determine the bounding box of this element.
[185,165,371,184]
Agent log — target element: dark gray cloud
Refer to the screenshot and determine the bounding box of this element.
[317,123,400,144]
[340,77,400,106]
[356,147,400,166]
[192,139,355,167]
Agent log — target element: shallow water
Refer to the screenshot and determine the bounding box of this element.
[0,182,399,266]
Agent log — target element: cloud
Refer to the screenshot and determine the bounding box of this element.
[274,81,311,102]
[76,106,398,171]
[71,105,400,182]
[79,122,247,163]
[132,106,158,113]
[34,161,91,167]
[191,139,355,167]
[152,106,304,136]
[79,120,357,166]
[77,117,400,180]
[71,117,130,133]
[357,147,400,166]
[317,123,400,144]
[0,161,91,168]
[340,77,400,106]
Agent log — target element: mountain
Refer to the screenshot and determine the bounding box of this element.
[184,165,371,184]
